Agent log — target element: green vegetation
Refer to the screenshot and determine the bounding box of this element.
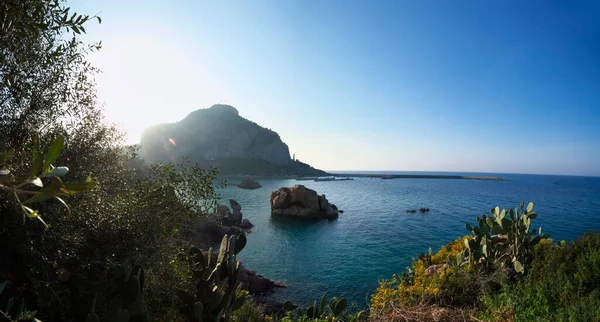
[370,203,600,321]
[2,1,599,321]
[175,236,248,321]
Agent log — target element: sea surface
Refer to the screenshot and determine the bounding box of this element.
[216,172,600,308]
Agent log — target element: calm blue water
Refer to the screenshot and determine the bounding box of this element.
[216,172,600,308]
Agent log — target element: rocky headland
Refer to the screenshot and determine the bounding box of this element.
[140,104,327,176]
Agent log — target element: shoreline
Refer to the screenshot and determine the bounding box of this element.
[219,173,505,181]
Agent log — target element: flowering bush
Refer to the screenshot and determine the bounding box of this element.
[370,236,469,312]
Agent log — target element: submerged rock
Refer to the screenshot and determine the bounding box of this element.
[237,179,262,190]
[270,185,339,220]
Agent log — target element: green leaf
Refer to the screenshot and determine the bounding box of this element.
[0,151,13,165]
[485,217,495,228]
[320,293,328,316]
[96,16,102,24]
[526,202,534,213]
[6,297,14,313]
[41,166,69,177]
[17,299,24,318]
[333,297,347,316]
[64,181,98,193]
[514,260,524,273]
[306,305,318,318]
[193,301,204,318]
[233,234,246,255]
[30,177,43,187]
[0,169,9,176]
[527,212,537,219]
[175,289,194,308]
[30,138,43,178]
[465,223,473,231]
[282,300,297,312]
[0,280,7,294]
[22,206,47,227]
[55,196,71,216]
[43,136,64,173]
[232,295,245,311]
[22,191,55,204]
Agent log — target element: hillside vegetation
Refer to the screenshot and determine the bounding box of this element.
[1,1,598,321]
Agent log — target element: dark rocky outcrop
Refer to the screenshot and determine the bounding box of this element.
[194,199,252,245]
[237,179,262,190]
[140,104,327,176]
[200,250,285,295]
[270,185,339,220]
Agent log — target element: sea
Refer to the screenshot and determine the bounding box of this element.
[216,172,600,308]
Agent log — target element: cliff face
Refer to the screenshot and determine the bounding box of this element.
[140,104,325,175]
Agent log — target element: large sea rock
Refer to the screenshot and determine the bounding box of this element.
[270,185,339,220]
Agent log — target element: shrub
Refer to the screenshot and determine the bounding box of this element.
[370,236,469,313]
[479,232,600,322]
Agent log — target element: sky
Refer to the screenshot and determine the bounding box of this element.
[72,0,600,176]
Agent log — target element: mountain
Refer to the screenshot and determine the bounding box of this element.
[140,104,327,176]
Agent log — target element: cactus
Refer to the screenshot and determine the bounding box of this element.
[460,202,549,274]
[176,234,248,321]
[282,293,348,320]
[85,265,148,322]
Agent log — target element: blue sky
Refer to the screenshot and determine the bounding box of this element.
[73,0,600,175]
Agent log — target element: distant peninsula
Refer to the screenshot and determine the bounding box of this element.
[332,173,504,181]
[140,104,327,176]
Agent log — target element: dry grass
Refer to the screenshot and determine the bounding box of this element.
[368,300,514,322]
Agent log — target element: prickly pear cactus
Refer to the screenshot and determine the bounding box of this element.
[460,202,549,273]
[176,234,248,321]
[86,265,148,322]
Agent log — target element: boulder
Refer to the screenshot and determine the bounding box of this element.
[238,266,286,294]
[215,204,232,221]
[425,264,449,276]
[194,220,227,245]
[237,179,262,190]
[271,188,291,209]
[203,250,286,295]
[238,219,254,229]
[229,199,243,224]
[270,185,339,220]
[289,185,320,211]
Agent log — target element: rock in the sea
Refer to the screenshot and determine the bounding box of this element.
[229,199,243,224]
[237,179,262,190]
[238,219,254,229]
[203,250,286,295]
[270,185,339,220]
[194,220,227,245]
[215,204,232,219]
[213,200,247,226]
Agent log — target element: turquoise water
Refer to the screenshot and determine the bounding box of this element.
[217,173,600,307]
